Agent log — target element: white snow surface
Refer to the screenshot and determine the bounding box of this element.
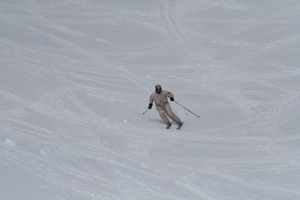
[1,1,300,199]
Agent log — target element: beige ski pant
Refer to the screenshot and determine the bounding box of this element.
[156,103,181,124]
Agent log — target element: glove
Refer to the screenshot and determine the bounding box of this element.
[170,97,174,101]
[148,103,153,109]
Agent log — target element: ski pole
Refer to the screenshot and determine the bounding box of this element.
[174,100,200,118]
[143,109,149,115]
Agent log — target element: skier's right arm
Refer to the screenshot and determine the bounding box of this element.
[148,94,154,109]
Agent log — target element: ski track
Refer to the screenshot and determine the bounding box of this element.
[1,0,300,200]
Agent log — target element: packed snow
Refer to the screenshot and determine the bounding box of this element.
[1,0,300,199]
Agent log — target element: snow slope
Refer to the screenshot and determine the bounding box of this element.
[1,0,300,199]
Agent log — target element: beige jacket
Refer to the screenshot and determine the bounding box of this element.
[149,90,174,109]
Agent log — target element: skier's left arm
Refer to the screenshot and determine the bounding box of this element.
[166,91,175,101]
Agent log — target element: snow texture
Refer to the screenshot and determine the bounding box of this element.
[1,0,300,199]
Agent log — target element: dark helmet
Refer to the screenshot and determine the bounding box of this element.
[155,84,162,94]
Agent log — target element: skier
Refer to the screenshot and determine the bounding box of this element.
[148,84,183,128]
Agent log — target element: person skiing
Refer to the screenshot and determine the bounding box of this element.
[148,84,183,128]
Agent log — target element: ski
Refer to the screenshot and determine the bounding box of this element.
[177,122,183,130]
[166,122,172,129]
[167,125,182,130]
